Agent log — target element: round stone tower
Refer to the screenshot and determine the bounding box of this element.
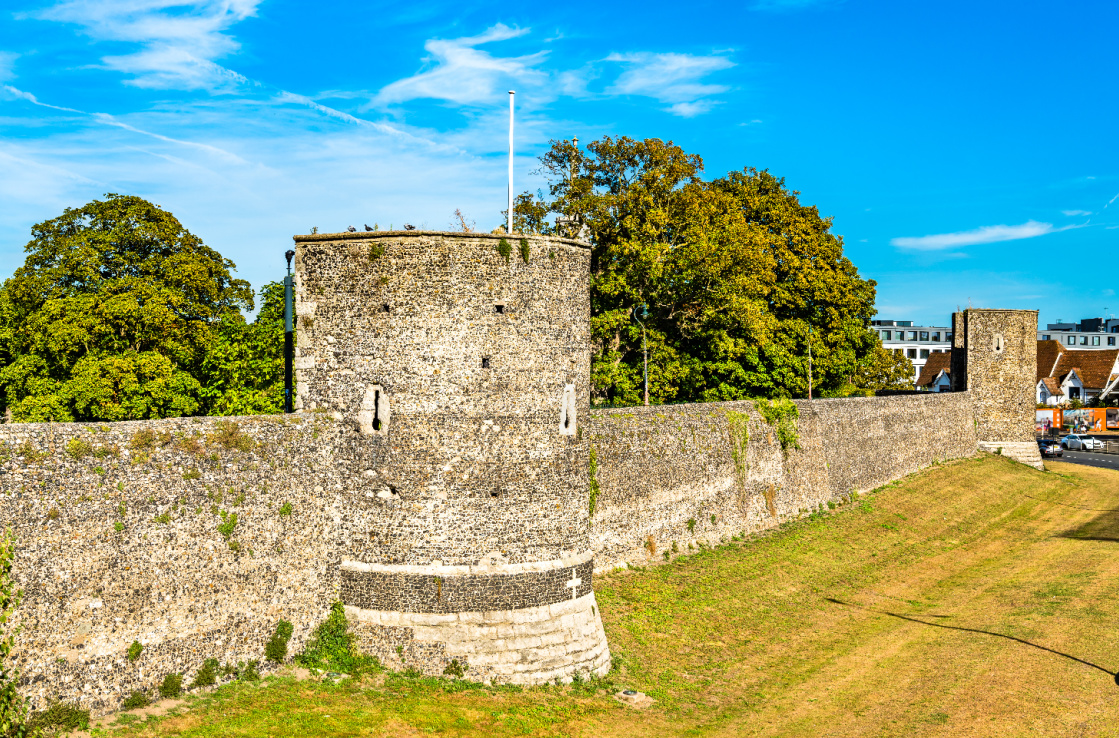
[292,230,610,683]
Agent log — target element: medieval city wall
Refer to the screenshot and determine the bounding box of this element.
[1,414,357,715]
[588,391,980,571]
[0,227,1041,717]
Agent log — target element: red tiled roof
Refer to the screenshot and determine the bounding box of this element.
[916,351,952,387]
[1039,377,1062,395]
[1050,349,1119,389]
[1036,340,1065,382]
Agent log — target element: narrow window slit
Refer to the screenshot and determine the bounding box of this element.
[372,389,382,431]
[482,357,491,369]
[494,303,504,314]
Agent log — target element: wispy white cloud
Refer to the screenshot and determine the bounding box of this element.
[1062,209,1091,216]
[604,52,734,117]
[0,52,17,83]
[33,0,260,90]
[891,221,1057,251]
[2,84,85,113]
[374,25,548,107]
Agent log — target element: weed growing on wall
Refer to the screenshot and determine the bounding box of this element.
[65,438,92,459]
[753,398,800,456]
[278,502,292,517]
[368,243,384,261]
[0,529,30,738]
[298,601,379,675]
[127,640,143,661]
[724,410,752,504]
[518,238,530,264]
[588,447,601,517]
[442,659,468,678]
[265,620,293,663]
[217,512,237,540]
[210,422,254,453]
[496,238,512,264]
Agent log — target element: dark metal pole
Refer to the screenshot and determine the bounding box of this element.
[284,249,295,414]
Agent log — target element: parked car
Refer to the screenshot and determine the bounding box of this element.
[1038,439,1063,458]
[1061,434,1103,451]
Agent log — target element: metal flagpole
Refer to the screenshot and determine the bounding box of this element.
[508,91,514,234]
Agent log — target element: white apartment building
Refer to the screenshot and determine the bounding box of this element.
[1038,317,1119,350]
[872,319,953,382]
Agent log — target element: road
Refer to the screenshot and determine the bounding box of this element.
[1047,449,1119,470]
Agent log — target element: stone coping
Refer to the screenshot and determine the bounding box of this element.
[340,549,593,577]
[292,230,590,250]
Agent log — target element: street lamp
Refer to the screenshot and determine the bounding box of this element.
[284,249,295,414]
[631,304,650,406]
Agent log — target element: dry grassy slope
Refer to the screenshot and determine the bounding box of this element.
[104,454,1119,738]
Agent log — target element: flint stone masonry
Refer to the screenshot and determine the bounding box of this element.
[1,415,352,716]
[587,391,981,571]
[290,231,611,684]
[952,309,1043,469]
[0,231,1040,716]
[340,559,594,613]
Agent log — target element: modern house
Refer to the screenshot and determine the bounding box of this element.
[1038,317,1119,349]
[1035,339,1119,405]
[872,319,953,381]
[915,351,952,392]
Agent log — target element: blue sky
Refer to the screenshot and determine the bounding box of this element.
[1,0,1116,328]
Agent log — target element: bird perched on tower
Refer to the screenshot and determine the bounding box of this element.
[347,225,357,232]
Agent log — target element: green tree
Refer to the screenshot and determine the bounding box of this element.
[196,281,287,416]
[0,194,254,421]
[846,344,917,394]
[535,136,880,404]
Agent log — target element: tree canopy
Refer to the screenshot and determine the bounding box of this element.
[521,136,903,403]
[0,194,285,421]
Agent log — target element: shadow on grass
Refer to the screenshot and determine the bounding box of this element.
[1057,511,1119,542]
[826,598,1119,686]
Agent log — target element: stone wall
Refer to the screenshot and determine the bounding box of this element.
[588,392,979,571]
[953,309,1042,469]
[291,231,610,686]
[1,414,355,715]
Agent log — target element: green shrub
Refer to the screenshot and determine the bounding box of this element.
[298,601,379,675]
[183,469,201,481]
[241,660,261,682]
[158,673,183,699]
[127,640,143,661]
[518,238,530,264]
[496,238,512,264]
[26,701,89,733]
[279,502,292,517]
[190,658,219,689]
[122,691,149,710]
[443,658,468,678]
[265,620,294,663]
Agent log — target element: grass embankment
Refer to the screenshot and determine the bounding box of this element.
[97,455,1119,737]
